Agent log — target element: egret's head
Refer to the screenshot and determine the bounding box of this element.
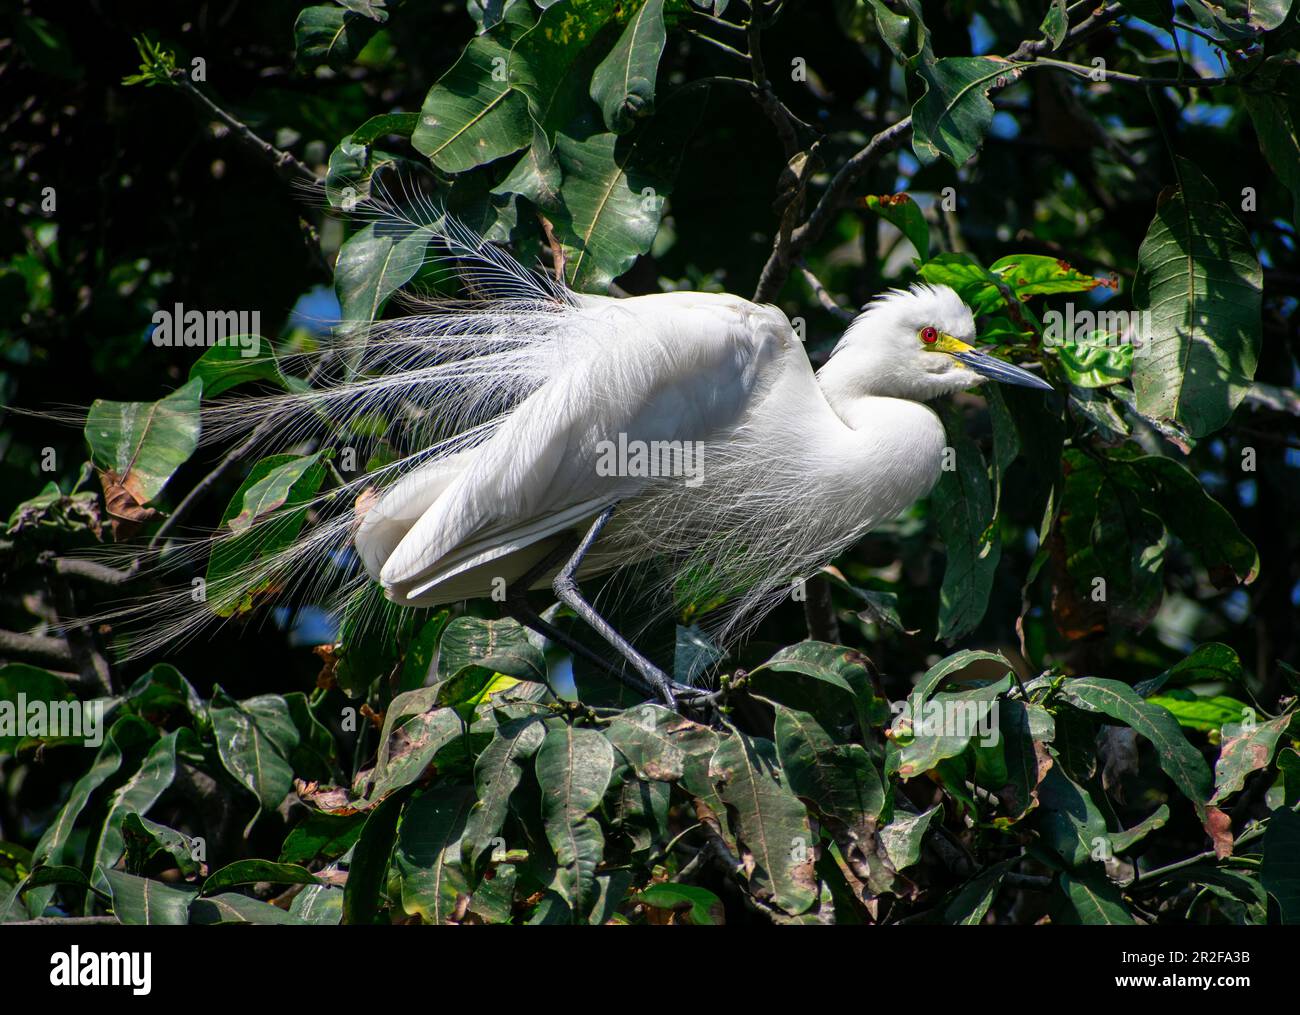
[818,283,1051,403]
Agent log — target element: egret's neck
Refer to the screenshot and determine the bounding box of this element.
[816,350,899,429]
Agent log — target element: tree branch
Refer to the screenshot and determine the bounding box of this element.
[40,555,113,695]
[0,628,75,668]
[753,3,1127,304]
[48,556,135,587]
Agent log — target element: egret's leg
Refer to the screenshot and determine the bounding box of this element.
[553,506,678,708]
[504,539,654,696]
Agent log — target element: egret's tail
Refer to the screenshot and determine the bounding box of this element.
[43,183,600,661]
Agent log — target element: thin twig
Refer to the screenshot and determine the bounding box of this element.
[169,72,320,185]
[798,263,856,323]
[745,12,801,158]
[685,29,751,63]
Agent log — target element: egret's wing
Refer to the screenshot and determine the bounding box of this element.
[365,293,795,602]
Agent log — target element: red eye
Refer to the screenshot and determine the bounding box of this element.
[921,327,938,344]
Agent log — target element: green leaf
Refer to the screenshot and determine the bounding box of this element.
[366,705,465,802]
[102,869,197,925]
[228,453,323,533]
[120,663,204,723]
[1057,677,1213,805]
[470,0,531,33]
[553,129,662,292]
[638,882,723,925]
[1278,749,1300,807]
[84,377,201,505]
[1108,804,1170,853]
[395,785,475,923]
[944,858,1016,924]
[411,9,533,172]
[294,5,381,70]
[284,691,338,781]
[709,730,817,915]
[535,725,615,920]
[1060,871,1136,924]
[351,112,419,145]
[1241,58,1300,225]
[25,716,156,917]
[911,57,1019,167]
[1185,0,1292,35]
[996,699,1055,820]
[1144,862,1266,912]
[879,804,940,871]
[1135,643,1244,697]
[202,859,319,895]
[290,883,345,924]
[552,98,700,291]
[508,1,620,139]
[935,410,1000,640]
[1057,344,1133,388]
[460,715,546,876]
[1035,763,1108,867]
[774,705,890,891]
[775,705,884,825]
[190,893,297,925]
[609,769,670,856]
[607,703,701,782]
[1132,158,1262,438]
[892,678,1011,779]
[863,0,930,66]
[336,0,389,21]
[23,863,98,894]
[209,691,299,812]
[343,787,409,924]
[863,193,929,261]
[1039,0,1068,49]
[333,116,426,209]
[493,124,564,208]
[991,254,1108,299]
[335,222,434,329]
[436,616,547,684]
[88,731,180,891]
[396,611,451,693]
[1129,454,1260,588]
[280,811,364,867]
[333,583,424,697]
[910,649,1013,704]
[1054,448,1167,634]
[205,453,327,617]
[0,663,85,754]
[1213,713,1295,803]
[188,343,284,398]
[465,861,519,923]
[750,640,880,733]
[1149,691,1252,732]
[590,0,666,134]
[122,815,200,878]
[916,252,1004,315]
[1260,807,1300,923]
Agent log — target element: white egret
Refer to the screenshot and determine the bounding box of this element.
[91,202,1051,708]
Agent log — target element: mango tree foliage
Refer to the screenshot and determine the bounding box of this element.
[2,0,1298,927]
